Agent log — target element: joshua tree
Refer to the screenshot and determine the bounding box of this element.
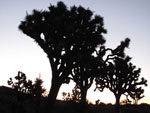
[33,77,46,113]
[71,56,97,107]
[19,1,106,109]
[8,71,33,95]
[8,71,46,113]
[62,85,81,103]
[95,38,147,112]
[130,86,145,104]
[8,71,46,97]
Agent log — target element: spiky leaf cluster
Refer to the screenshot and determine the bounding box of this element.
[19,1,106,84]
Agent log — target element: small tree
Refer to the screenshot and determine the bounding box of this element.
[71,56,97,106]
[19,1,106,108]
[95,99,101,105]
[8,71,46,113]
[62,92,71,101]
[8,71,46,98]
[33,77,46,113]
[71,85,81,103]
[95,39,147,112]
[120,94,131,105]
[8,71,33,95]
[62,85,81,103]
[33,77,46,97]
[130,87,145,104]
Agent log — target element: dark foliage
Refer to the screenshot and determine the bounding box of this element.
[7,71,46,113]
[18,1,106,109]
[17,1,149,113]
[71,56,98,107]
[8,71,45,97]
[95,38,148,112]
[62,84,81,103]
[8,71,33,95]
[0,92,150,113]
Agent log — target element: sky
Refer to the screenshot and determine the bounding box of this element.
[0,0,150,104]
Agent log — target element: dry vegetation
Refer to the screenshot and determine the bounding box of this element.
[0,90,150,113]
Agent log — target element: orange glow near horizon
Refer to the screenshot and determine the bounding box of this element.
[0,50,149,105]
[56,81,150,105]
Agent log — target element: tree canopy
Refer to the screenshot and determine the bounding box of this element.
[95,38,147,112]
[18,2,148,113]
[19,1,107,109]
[8,71,46,97]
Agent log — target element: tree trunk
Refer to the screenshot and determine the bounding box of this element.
[35,96,41,113]
[47,77,61,112]
[115,94,121,113]
[81,88,87,105]
[80,86,88,113]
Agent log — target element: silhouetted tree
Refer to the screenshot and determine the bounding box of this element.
[62,92,72,101]
[95,39,147,113]
[62,85,81,102]
[33,77,46,97]
[71,85,81,103]
[120,94,131,105]
[71,56,97,107]
[33,77,46,113]
[95,99,101,105]
[130,87,145,104]
[8,71,46,113]
[19,1,106,109]
[8,71,46,97]
[8,71,33,96]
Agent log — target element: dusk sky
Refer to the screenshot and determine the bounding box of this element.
[0,0,149,104]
